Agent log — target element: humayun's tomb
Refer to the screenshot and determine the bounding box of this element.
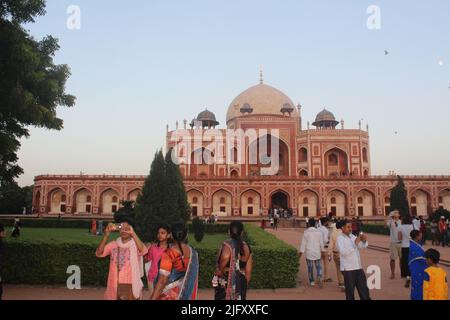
[32,77,450,219]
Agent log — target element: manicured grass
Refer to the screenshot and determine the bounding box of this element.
[3,227,228,248]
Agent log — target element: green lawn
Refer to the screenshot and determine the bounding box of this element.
[4,227,227,248]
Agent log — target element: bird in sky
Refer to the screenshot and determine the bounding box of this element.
[384,50,389,55]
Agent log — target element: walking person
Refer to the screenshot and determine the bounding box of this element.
[398,215,414,288]
[96,220,148,300]
[11,218,21,238]
[151,223,199,300]
[408,230,428,300]
[351,218,358,236]
[336,219,371,300]
[299,218,325,287]
[318,217,332,283]
[274,211,280,230]
[430,219,439,246]
[145,225,170,298]
[213,221,253,300]
[438,217,448,247]
[387,211,402,279]
[423,249,448,300]
[419,216,427,246]
[328,219,345,290]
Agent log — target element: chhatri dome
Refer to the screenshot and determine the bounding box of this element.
[226,74,299,124]
[312,108,339,129]
[190,108,219,128]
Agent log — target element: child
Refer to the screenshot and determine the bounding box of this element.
[423,249,448,300]
[145,225,170,298]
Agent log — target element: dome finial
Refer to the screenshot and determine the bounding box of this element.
[259,67,264,84]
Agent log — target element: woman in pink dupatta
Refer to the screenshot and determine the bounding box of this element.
[96,221,148,300]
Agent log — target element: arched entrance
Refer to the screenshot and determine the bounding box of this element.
[324,147,349,177]
[271,191,289,210]
[248,135,289,176]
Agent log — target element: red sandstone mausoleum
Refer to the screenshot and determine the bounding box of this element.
[32,79,450,219]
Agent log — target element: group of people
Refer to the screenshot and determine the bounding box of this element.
[203,214,219,224]
[95,219,253,300]
[429,216,450,247]
[388,211,448,300]
[299,217,371,300]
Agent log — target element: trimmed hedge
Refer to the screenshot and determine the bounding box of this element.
[0,218,231,234]
[361,224,390,235]
[0,218,93,229]
[361,223,433,239]
[2,223,299,289]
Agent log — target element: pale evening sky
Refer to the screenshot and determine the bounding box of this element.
[16,0,450,186]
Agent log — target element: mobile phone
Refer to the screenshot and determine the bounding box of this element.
[112,223,122,232]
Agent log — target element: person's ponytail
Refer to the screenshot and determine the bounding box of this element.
[229,221,245,256]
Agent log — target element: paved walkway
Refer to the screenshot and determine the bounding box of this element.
[3,229,450,300]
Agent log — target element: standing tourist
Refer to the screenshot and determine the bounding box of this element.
[398,215,414,288]
[336,219,371,300]
[438,217,448,247]
[419,217,427,245]
[151,223,199,300]
[408,230,428,300]
[356,217,363,235]
[328,219,345,290]
[387,211,402,279]
[318,217,332,283]
[423,249,448,300]
[274,211,280,230]
[0,224,5,300]
[96,220,148,300]
[299,218,325,287]
[214,221,253,300]
[145,225,170,298]
[11,218,21,238]
[351,218,358,236]
[430,219,439,246]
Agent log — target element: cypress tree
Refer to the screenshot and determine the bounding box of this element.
[389,176,411,220]
[165,149,191,223]
[134,149,191,242]
[135,150,169,242]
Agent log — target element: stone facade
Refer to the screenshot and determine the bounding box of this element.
[33,80,450,218]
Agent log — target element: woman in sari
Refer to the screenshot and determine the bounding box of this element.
[150,222,199,300]
[408,230,428,300]
[214,221,253,300]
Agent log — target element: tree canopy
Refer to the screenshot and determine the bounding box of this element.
[0,0,75,185]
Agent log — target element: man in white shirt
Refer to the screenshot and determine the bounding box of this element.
[318,217,332,282]
[336,219,371,300]
[387,210,402,279]
[299,218,325,287]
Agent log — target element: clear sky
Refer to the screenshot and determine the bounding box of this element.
[16,0,450,186]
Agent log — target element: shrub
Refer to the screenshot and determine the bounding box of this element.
[192,217,205,243]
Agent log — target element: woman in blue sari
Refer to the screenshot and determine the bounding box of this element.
[408,229,428,300]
